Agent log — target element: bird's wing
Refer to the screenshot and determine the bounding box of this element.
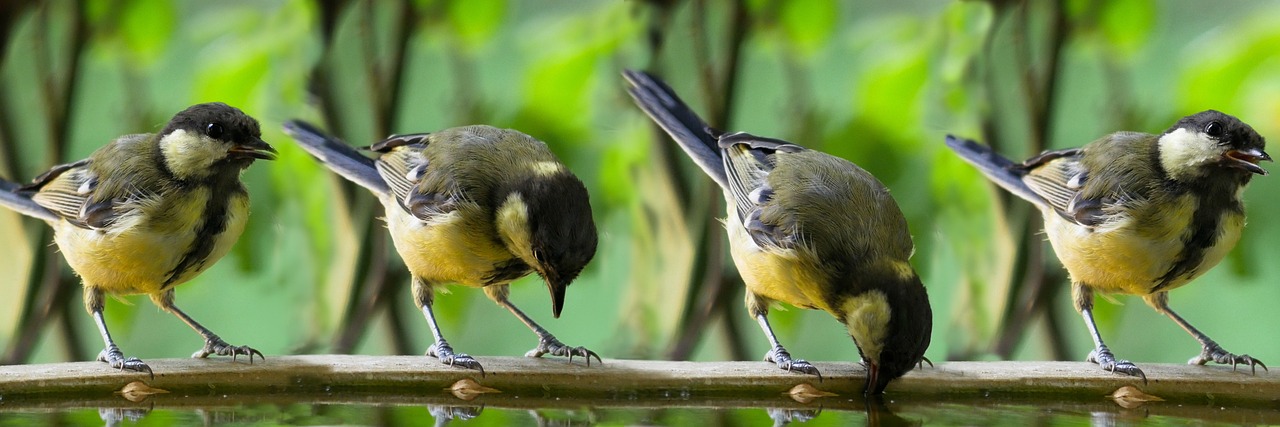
[622,70,729,189]
[24,159,112,229]
[283,120,390,196]
[371,133,459,221]
[1019,148,1115,227]
[719,132,806,249]
[370,133,428,202]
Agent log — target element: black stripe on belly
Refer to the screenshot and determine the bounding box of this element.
[482,258,531,285]
[163,178,245,288]
[1153,188,1243,292]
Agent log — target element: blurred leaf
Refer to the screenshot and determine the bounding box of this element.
[779,0,837,58]
[447,0,505,50]
[1098,0,1153,56]
[120,0,175,65]
[938,1,992,112]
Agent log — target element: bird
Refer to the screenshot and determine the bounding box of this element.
[946,110,1270,380]
[283,120,600,374]
[623,69,933,394]
[0,102,276,375]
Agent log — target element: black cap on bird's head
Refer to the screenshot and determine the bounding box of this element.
[513,170,598,318]
[1161,110,1269,179]
[159,103,276,178]
[847,275,933,395]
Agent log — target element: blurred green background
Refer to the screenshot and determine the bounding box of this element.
[2,0,1279,374]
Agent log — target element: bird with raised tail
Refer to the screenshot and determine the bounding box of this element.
[623,70,933,395]
[283,121,600,375]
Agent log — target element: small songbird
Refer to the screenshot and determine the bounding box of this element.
[623,70,933,394]
[946,110,1270,380]
[283,121,599,374]
[0,102,275,374]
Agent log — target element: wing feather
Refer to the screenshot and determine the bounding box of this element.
[1020,148,1111,227]
[719,132,805,249]
[27,160,106,228]
[372,134,459,222]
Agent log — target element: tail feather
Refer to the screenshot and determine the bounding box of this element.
[622,70,729,189]
[944,135,1046,208]
[283,120,390,196]
[0,179,59,223]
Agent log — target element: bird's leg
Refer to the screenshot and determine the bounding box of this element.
[414,277,484,374]
[86,287,152,376]
[483,285,601,365]
[152,290,262,362]
[749,293,821,379]
[1144,292,1266,373]
[1074,283,1145,381]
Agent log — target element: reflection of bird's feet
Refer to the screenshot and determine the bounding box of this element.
[97,346,153,377]
[1087,347,1145,382]
[193,336,263,363]
[428,341,486,376]
[98,407,151,426]
[766,408,821,427]
[1190,342,1267,374]
[526,336,602,366]
[765,346,822,380]
[428,405,483,423]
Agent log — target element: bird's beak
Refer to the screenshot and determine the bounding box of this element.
[547,277,566,319]
[1225,148,1270,175]
[865,361,882,395]
[230,138,278,161]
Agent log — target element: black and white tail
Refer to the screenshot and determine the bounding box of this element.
[283,120,390,196]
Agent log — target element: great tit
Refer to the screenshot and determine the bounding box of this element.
[0,102,275,375]
[623,70,933,394]
[283,121,599,374]
[946,110,1270,380]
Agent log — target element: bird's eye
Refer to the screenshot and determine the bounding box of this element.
[206,123,224,139]
[1204,121,1224,138]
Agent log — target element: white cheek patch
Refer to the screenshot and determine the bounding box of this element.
[1158,128,1222,180]
[842,290,891,364]
[160,129,226,178]
[496,192,537,265]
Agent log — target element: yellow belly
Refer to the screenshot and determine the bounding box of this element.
[383,197,519,287]
[1044,201,1243,295]
[727,215,824,311]
[55,192,249,295]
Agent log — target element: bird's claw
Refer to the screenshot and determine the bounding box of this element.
[526,336,602,366]
[428,341,486,376]
[918,356,934,369]
[1087,348,1146,383]
[193,337,263,363]
[97,347,153,377]
[1190,343,1267,374]
[765,346,822,380]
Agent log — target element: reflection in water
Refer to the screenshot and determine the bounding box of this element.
[766,407,820,426]
[528,408,599,427]
[865,398,920,427]
[0,396,1274,426]
[98,407,150,427]
[428,404,482,426]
